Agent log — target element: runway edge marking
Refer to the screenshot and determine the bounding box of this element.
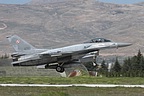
[0,84,144,88]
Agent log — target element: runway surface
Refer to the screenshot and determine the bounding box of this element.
[0,84,144,88]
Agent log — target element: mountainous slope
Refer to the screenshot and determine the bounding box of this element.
[0,0,144,56]
[28,0,70,4]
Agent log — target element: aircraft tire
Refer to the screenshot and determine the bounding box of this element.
[56,66,65,73]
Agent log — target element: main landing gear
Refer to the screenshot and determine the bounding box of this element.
[56,66,65,73]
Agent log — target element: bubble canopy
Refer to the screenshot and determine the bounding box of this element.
[85,38,111,43]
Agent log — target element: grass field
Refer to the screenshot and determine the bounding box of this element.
[0,76,144,96]
[0,76,144,84]
[0,86,144,96]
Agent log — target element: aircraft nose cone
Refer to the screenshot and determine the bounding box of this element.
[117,43,132,47]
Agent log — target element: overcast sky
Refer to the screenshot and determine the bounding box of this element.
[0,0,30,4]
[0,0,144,4]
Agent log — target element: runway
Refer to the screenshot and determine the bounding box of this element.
[0,84,144,88]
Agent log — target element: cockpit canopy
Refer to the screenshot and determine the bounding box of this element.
[85,38,111,43]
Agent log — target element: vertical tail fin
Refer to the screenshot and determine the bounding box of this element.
[7,35,36,52]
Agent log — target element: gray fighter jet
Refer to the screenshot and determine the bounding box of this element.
[7,35,131,73]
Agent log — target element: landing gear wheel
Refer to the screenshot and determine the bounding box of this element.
[56,66,65,73]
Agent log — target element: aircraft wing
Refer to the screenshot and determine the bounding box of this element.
[39,48,99,59]
[12,48,99,66]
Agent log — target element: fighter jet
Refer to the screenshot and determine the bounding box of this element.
[7,35,131,73]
